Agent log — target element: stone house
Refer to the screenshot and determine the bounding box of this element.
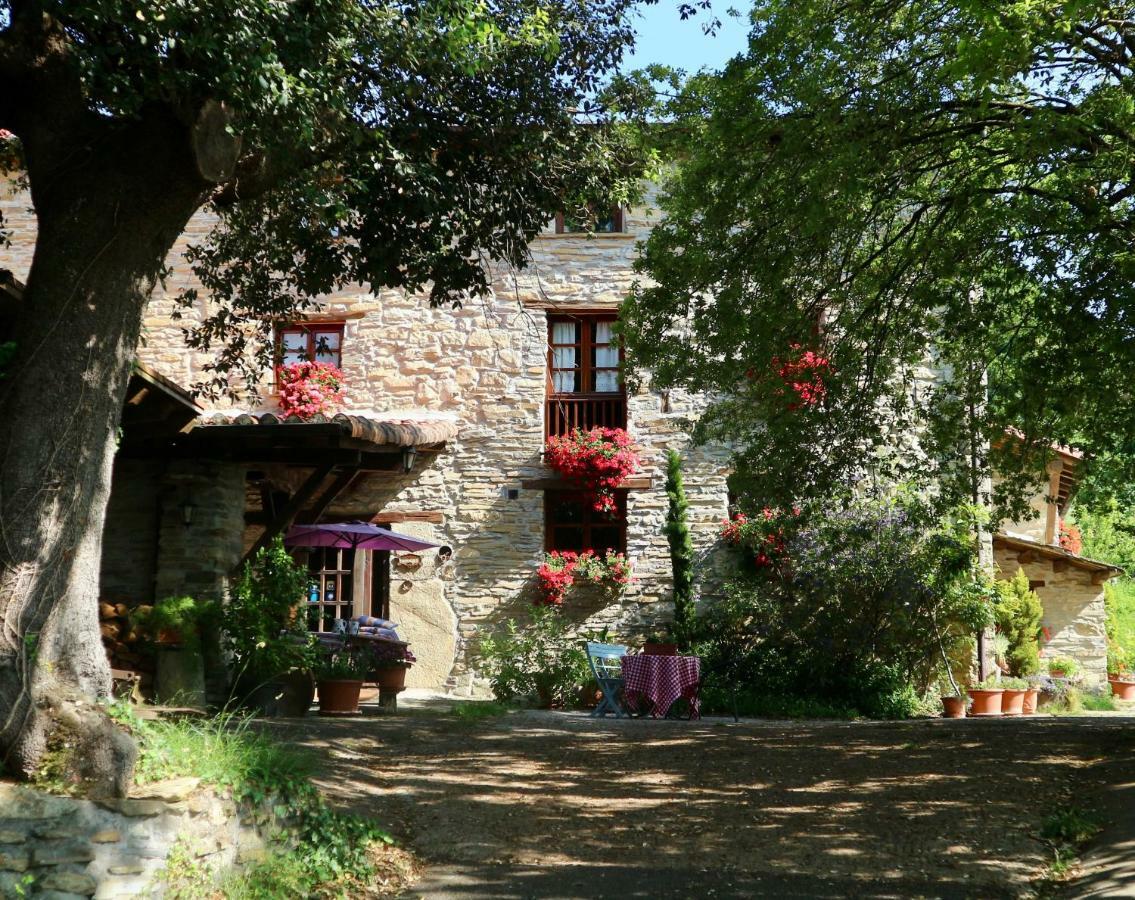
[992,448,1121,687]
[2,181,731,694]
[3,176,1119,694]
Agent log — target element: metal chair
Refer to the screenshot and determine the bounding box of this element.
[584,641,630,718]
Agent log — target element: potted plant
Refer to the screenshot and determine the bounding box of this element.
[315,646,370,716]
[365,640,416,692]
[969,675,1005,717]
[133,596,218,707]
[1108,645,1135,700]
[224,537,319,717]
[1048,656,1079,679]
[1000,677,1029,716]
[1023,679,1041,716]
[643,630,679,656]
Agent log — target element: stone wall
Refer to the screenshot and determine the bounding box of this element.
[993,549,1108,687]
[99,460,163,607]
[5,179,733,694]
[0,778,269,899]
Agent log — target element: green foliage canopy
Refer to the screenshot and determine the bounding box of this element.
[1,0,661,395]
[622,1,1135,514]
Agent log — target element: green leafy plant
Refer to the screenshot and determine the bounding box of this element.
[1048,656,1080,679]
[664,450,695,646]
[479,606,591,708]
[133,595,218,651]
[1000,677,1028,690]
[995,569,1043,677]
[224,537,317,686]
[975,675,1006,691]
[1081,692,1118,713]
[313,647,370,682]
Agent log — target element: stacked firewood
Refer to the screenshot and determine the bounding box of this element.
[98,599,153,673]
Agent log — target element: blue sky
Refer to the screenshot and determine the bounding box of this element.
[622,2,752,72]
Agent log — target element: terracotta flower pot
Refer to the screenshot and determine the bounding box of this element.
[968,689,1004,717]
[317,679,363,716]
[644,642,678,656]
[1023,688,1039,715]
[1001,689,1026,716]
[238,670,315,718]
[375,666,408,691]
[942,695,966,718]
[1109,678,1135,701]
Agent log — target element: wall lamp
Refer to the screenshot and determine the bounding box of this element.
[401,446,418,474]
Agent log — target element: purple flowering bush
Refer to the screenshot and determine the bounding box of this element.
[697,495,993,718]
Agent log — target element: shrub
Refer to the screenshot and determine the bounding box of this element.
[995,569,1043,676]
[699,495,991,718]
[1106,578,1135,675]
[479,606,592,707]
[225,537,317,685]
[132,595,218,651]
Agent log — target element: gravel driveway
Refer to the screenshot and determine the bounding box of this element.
[262,701,1135,899]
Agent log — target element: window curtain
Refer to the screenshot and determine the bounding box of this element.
[593,322,619,392]
[552,321,578,392]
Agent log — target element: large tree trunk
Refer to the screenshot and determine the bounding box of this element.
[0,112,206,793]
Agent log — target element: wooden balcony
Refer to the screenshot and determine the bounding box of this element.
[546,393,627,437]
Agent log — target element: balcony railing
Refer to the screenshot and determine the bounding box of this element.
[546,393,627,437]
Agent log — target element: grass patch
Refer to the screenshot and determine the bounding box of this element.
[1081,692,1118,712]
[107,702,403,897]
[130,710,315,787]
[449,700,513,722]
[1037,806,1103,887]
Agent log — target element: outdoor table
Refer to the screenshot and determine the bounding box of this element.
[621,654,701,719]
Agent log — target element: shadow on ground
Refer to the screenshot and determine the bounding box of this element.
[261,703,1135,899]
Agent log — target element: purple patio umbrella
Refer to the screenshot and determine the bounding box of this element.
[284,521,440,552]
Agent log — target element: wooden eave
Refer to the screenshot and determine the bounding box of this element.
[118,362,203,452]
[993,533,1122,580]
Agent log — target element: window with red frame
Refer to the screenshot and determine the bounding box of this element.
[278,323,344,368]
[545,491,627,554]
[548,315,621,394]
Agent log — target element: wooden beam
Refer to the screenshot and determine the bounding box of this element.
[1092,571,1113,586]
[1052,558,1069,573]
[371,511,445,524]
[305,468,361,523]
[1017,549,1037,564]
[239,464,334,569]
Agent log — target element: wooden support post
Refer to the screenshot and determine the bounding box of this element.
[305,468,360,523]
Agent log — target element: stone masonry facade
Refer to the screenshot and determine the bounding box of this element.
[3,180,732,694]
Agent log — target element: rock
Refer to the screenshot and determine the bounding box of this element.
[94,799,165,818]
[90,830,121,844]
[130,777,200,803]
[93,874,150,899]
[39,869,98,895]
[32,823,81,839]
[107,863,145,875]
[0,847,30,871]
[0,829,27,844]
[36,892,92,900]
[31,840,95,866]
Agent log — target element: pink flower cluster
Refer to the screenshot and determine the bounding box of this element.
[536,549,633,606]
[544,427,639,513]
[277,361,344,419]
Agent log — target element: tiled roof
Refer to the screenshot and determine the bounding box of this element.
[193,411,457,447]
[993,532,1122,576]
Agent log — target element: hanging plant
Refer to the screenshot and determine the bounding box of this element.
[536,550,633,606]
[544,427,639,513]
[277,360,344,419]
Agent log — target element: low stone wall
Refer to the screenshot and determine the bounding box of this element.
[0,778,269,898]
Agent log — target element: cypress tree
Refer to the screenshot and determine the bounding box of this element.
[665,450,696,645]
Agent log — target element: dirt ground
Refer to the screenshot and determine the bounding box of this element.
[262,701,1135,899]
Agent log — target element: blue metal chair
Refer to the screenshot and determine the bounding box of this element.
[584,641,630,718]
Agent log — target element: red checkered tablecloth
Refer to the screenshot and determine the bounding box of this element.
[621,654,701,718]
